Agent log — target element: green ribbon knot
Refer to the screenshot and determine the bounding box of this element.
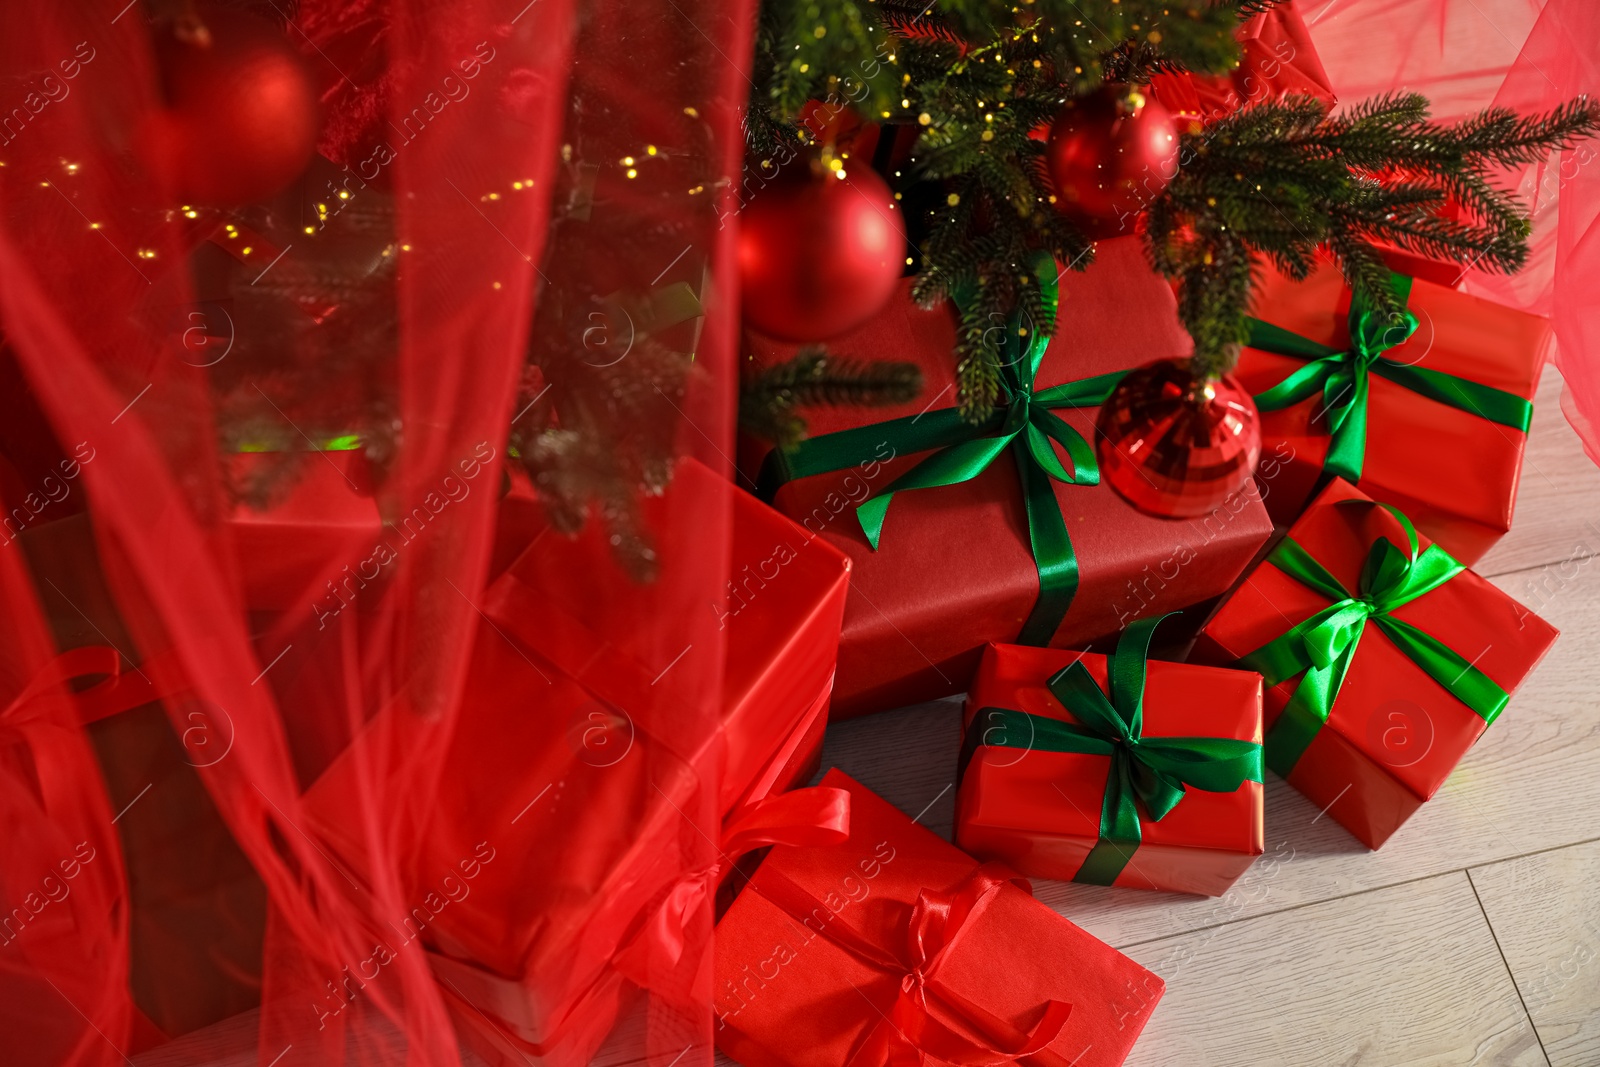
[961,614,1263,886]
[1248,272,1532,483]
[1237,502,1510,778]
[757,251,1123,646]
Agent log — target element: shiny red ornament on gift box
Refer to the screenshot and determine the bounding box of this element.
[140,6,320,207]
[1046,85,1177,238]
[1095,358,1262,519]
[738,163,904,343]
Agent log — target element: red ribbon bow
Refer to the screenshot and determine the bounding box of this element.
[756,862,1072,1067]
[614,784,852,988]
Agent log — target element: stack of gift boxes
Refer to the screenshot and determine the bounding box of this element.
[342,211,1550,1066]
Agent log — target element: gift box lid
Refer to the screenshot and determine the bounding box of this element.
[1203,478,1559,801]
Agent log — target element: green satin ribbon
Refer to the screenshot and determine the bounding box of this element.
[960,614,1263,886]
[757,252,1120,645]
[1237,502,1510,778]
[1249,272,1532,483]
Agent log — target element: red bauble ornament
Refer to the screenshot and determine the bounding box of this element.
[1047,85,1178,238]
[142,8,320,207]
[1095,358,1261,518]
[738,164,904,343]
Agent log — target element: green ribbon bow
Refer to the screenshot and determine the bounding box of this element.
[960,614,1263,886]
[1237,502,1509,777]
[758,252,1122,645]
[1249,272,1532,483]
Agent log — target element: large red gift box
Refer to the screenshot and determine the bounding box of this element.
[1194,479,1559,848]
[1233,261,1551,565]
[956,629,1264,897]
[303,458,850,1064]
[741,239,1272,718]
[716,769,1164,1067]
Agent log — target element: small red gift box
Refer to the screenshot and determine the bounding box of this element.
[956,621,1264,897]
[716,769,1164,1067]
[1233,260,1551,564]
[1194,479,1559,848]
[741,239,1272,718]
[303,457,850,1063]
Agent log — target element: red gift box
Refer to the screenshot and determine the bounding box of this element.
[715,769,1164,1067]
[741,238,1273,718]
[1194,479,1559,848]
[956,628,1264,897]
[303,458,850,1062]
[219,449,386,613]
[1233,260,1551,564]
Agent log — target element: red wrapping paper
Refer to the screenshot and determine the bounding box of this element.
[1150,3,1334,125]
[956,642,1264,896]
[302,458,849,1061]
[715,769,1163,1067]
[220,450,384,613]
[1234,261,1551,564]
[1194,479,1559,849]
[741,238,1273,718]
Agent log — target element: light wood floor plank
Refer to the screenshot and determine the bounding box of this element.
[1119,873,1547,1067]
[1479,366,1600,580]
[1469,839,1600,1067]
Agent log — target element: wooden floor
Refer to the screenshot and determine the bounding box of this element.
[135,365,1600,1066]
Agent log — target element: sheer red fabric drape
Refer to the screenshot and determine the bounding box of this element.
[1303,0,1600,461]
[0,0,751,1064]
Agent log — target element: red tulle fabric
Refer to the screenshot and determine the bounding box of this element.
[0,0,750,1064]
[1301,0,1600,460]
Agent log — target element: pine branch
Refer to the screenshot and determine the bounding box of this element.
[1150,92,1600,374]
[740,348,924,449]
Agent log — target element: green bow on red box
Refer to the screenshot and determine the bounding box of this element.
[758,252,1123,645]
[1248,272,1532,484]
[960,614,1262,885]
[1237,501,1509,776]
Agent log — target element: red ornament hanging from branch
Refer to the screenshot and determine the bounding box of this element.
[737,159,904,343]
[1046,84,1178,239]
[1095,358,1261,518]
[140,5,320,207]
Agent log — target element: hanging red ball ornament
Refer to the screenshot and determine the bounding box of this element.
[1095,358,1261,518]
[141,8,320,208]
[738,163,904,343]
[1046,85,1178,238]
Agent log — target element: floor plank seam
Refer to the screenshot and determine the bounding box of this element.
[1464,832,1600,873]
[1109,868,1470,952]
[1465,868,1553,1067]
[1109,831,1600,955]
[1480,550,1600,583]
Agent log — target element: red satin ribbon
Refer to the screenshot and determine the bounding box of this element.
[2,647,124,817]
[613,784,852,986]
[2,644,197,828]
[754,862,1072,1067]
